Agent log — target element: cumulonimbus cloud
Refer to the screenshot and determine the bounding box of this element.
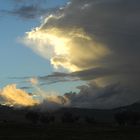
[22,0,140,83]
[20,0,140,108]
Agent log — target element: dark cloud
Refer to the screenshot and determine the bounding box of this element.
[36,64,140,87]
[39,0,140,87]
[11,67,115,85]
[18,0,140,108]
[0,0,57,19]
[64,83,139,109]
[41,0,140,70]
[22,0,140,85]
[9,5,47,19]
[35,68,112,87]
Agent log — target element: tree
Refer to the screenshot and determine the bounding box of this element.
[40,113,55,124]
[61,112,80,123]
[85,116,95,124]
[25,111,39,124]
[114,111,140,126]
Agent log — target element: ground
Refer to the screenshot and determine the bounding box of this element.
[0,122,140,140]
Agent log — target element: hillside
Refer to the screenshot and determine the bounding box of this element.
[0,102,140,123]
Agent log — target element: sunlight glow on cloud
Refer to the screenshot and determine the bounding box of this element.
[0,84,38,107]
[0,84,69,109]
[22,26,110,72]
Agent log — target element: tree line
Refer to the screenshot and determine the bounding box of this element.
[25,110,140,126]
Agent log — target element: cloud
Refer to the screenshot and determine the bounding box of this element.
[10,67,113,86]
[20,0,140,108]
[22,25,110,71]
[5,65,140,109]
[24,84,70,110]
[22,0,140,72]
[20,86,32,90]
[64,82,139,109]
[7,66,140,109]
[0,0,55,19]
[9,5,47,19]
[0,84,38,107]
[0,84,70,110]
[0,82,136,109]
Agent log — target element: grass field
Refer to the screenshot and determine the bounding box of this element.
[0,122,140,140]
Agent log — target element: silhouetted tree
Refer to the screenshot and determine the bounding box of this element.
[3,120,7,123]
[85,116,95,124]
[62,112,73,123]
[25,111,39,124]
[128,112,140,125]
[75,115,80,122]
[40,114,55,124]
[61,112,80,123]
[115,112,127,126]
[49,115,55,122]
[114,111,140,126]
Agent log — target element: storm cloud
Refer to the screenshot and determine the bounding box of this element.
[20,0,140,108]
[64,82,139,109]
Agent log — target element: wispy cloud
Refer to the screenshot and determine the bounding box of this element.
[0,6,47,19]
[0,0,58,19]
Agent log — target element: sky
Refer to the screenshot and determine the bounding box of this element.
[0,0,140,109]
[0,0,83,93]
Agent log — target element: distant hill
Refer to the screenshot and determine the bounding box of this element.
[0,102,140,123]
[114,102,140,112]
